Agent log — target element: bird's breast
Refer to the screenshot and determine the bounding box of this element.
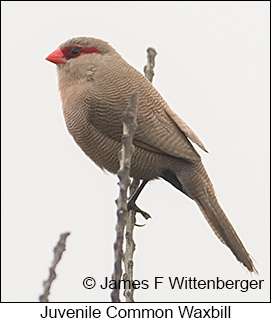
[60,84,122,173]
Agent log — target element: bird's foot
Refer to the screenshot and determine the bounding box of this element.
[127,200,151,220]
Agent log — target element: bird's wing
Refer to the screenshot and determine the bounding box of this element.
[164,106,208,153]
[87,68,207,163]
[133,88,207,162]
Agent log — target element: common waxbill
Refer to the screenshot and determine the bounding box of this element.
[46,37,256,272]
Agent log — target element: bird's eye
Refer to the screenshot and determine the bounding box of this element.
[70,47,81,56]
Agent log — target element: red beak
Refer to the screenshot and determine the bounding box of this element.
[45,48,66,64]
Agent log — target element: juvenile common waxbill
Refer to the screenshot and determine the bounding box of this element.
[46,37,256,272]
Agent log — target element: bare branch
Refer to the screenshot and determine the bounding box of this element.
[112,47,157,303]
[39,232,70,302]
[144,47,157,82]
[123,48,158,302]
[111,93,138,302]
[123,210,136,301]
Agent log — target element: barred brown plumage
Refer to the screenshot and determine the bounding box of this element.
[46,36,256,273]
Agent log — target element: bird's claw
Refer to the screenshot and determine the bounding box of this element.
[127,200,151,220]
[134,223,146,227]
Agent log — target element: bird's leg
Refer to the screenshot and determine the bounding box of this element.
[127,179,151,219]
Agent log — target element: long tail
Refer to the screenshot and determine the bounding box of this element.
[176,161,257,273]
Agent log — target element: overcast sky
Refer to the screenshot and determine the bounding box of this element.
[2,1,270,303]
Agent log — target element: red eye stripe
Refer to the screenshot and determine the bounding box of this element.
[61,46,101,59]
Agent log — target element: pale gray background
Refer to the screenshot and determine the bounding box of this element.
[2,1,270,302]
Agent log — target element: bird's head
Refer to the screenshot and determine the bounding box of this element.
[46,37,117,85]
[46,37,114,64]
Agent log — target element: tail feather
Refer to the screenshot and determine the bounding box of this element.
[176,161,257,273]
[195,191,256,273]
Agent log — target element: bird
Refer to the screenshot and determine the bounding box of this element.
[46,36,256,273]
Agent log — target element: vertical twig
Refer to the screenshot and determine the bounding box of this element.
[123,48,158,302]
[39,232,70,302]
[122,199,136,301]
[144,47,157,83]
[111,93,138,302]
